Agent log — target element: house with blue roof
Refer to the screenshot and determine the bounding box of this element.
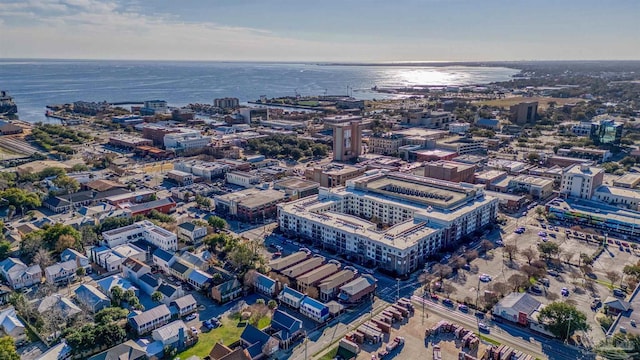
[277,286,305,309]
[239,324,279,360]
[270,309,303,349]
[157,283,184,305]
[254,273,278,297]
[138,273,161,295]
[75,284,111,313]
[187,268,212,290]
[152,248,175,273]
[299,296,330,323]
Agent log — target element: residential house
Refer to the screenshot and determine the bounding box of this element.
[97,275,139,298]
[43,197,72,213]
[492,292,543,325]
[90,246,126,272]
[178,251,209,271]
[157,283,184,305]
[208,343,251,360]
[337,275,377,305]
[317,269,356,302]
[254,273,278,297]
[45,260,77,285]
[122,258,152,284]
[129,304,172,335]
[152,248,175,273]
[239,325,279,360]
[170,295,198,317]
[37,294,82,318]
[75,284,111,313]
[0,307,26,343]
[112,244,147,263]
[169,261,192,281]
[102,220,177,251]
[60,248,91,274]
[211,277,241,304]
[152,320,188,348]
[0,257,42,290]
[187,269,213,290]
[269,309,303,350]
[278,286,306,310]
[177,222,207,244]
[87,340,146,360]
[299,297,330,323]
[138,273,162,296]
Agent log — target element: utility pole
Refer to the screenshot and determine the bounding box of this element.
[396,278,400,302]
[565,315,573,344]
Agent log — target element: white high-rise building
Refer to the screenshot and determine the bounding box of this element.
[560,164,604,200]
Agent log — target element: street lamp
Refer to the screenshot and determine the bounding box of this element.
[565,315,573,344]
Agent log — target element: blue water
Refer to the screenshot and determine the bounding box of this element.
[0,60,519,122]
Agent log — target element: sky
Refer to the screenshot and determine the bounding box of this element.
[0,0,639,62]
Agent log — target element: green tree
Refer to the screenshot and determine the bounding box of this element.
[208,216,227,230]
[538,302,589,341]
[94,307,128,325]
[52,175,80,194]
[268,300,278,309]
[0,188,41,212]
[0,241,10,261]
[0,336,20,360]
[110,286,124,305]
[151,291,163,303]
[538,242,560,259]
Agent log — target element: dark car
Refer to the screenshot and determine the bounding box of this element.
[614,289,626,298]
[443,299,454,307]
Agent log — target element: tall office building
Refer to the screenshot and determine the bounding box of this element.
[333,121,362,162]
[590,119,623,145]
[509,101,538,124]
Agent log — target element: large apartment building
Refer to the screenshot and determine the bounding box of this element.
[278,171,498,275]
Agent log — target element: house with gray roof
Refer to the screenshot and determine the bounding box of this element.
[177,222,207,244]
[60,248,91,274]
[0,307,26,343]
[129,304,172,335]
[75,284,111,313]
[278,286,306,310]
[152,320,188,348]
[88,340,146,360]
[37,294,82,318]
[0,257,42,290]
[45,260,77,285]
[170,294,197,317]
[269,309,303,349]
[157,283,184,305]
[492,292,542,325]
[338,275,376,305]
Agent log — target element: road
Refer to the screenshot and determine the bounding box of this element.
[412,296,594,360]
[288,299,390,360]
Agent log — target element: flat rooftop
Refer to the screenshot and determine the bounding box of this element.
[275,177,319,190]
[216,188,286,209]
[549,198,640,225]
[512,175,554,187]
[395,128,448,138]
[614,174,640,187]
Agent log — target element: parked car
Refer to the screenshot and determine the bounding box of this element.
[479,274,492,282]
[190,326,199,335]
[443,299,454,307]
[184,313,197,321]
[458,304,469,312]
[561,287,570,297]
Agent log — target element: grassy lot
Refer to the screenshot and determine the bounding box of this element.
[317,346,339,360]
[297,100,319,107]
[175,314,271,359]
[474,96,583,109]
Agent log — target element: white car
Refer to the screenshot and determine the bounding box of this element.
[479,274,492,282]
[190,326,199,335]
[184,314,197,321]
